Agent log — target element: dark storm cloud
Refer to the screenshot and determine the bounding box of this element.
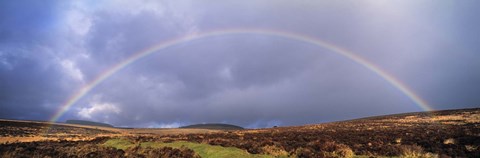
[79,36,412,127]
[1,0,479,128]
[409,2,480,108]
[0,1,60,44]
[0,1,69,120]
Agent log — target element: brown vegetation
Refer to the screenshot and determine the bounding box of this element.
[0,138,199,158]
[0,120,118,138]
[0,108,479,157]
[146,108,480,157]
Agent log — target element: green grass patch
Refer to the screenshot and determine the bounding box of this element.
[102,138,279,158]
[102,138,135,150]
[141,141,275,158]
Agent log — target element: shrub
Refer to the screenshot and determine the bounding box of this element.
[261,145,288,156]
[293,147,314,157]
[333,144,354,158]
[399,144,424,157]
[398,144,438,158]
[443,138,456,145]
[315,141,354,158]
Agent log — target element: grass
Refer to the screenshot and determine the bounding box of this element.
[102,138,135,150]
[142,141,277,158]
[102,138,389,158]
[103,138,280,158]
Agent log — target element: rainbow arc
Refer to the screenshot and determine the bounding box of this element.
[49,28,432,123]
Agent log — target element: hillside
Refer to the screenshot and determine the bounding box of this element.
[0,108,478,157]
[65,120,114,128]
[165,108,480,157]
[180,123,244,130]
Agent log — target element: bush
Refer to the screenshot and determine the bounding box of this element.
[333,144,354,158]
[294,141,354,158]
[398,144,438,158]
[261,145,288,156]
[293,147,314,157]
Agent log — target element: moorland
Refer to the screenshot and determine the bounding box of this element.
[1,108,479,157]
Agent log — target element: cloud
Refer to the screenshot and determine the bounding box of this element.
[146,122,185,128]
[65,9,92,36]
[1,0,480,128]
[60,59,84,81]
[78,101,121,119]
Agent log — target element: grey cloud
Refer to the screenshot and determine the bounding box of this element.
[1,0,479,128]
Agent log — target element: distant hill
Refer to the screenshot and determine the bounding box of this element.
[1,108,479,157]
[65,120,114,128]
[180,123,243,130]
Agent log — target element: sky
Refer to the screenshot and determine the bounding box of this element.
[1,0,479,128]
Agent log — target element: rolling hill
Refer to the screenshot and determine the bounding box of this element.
[0,108,478,157]
[180,123,244,130]
[65,120,114,128]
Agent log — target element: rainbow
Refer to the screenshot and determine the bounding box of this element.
[49,28,432,123]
